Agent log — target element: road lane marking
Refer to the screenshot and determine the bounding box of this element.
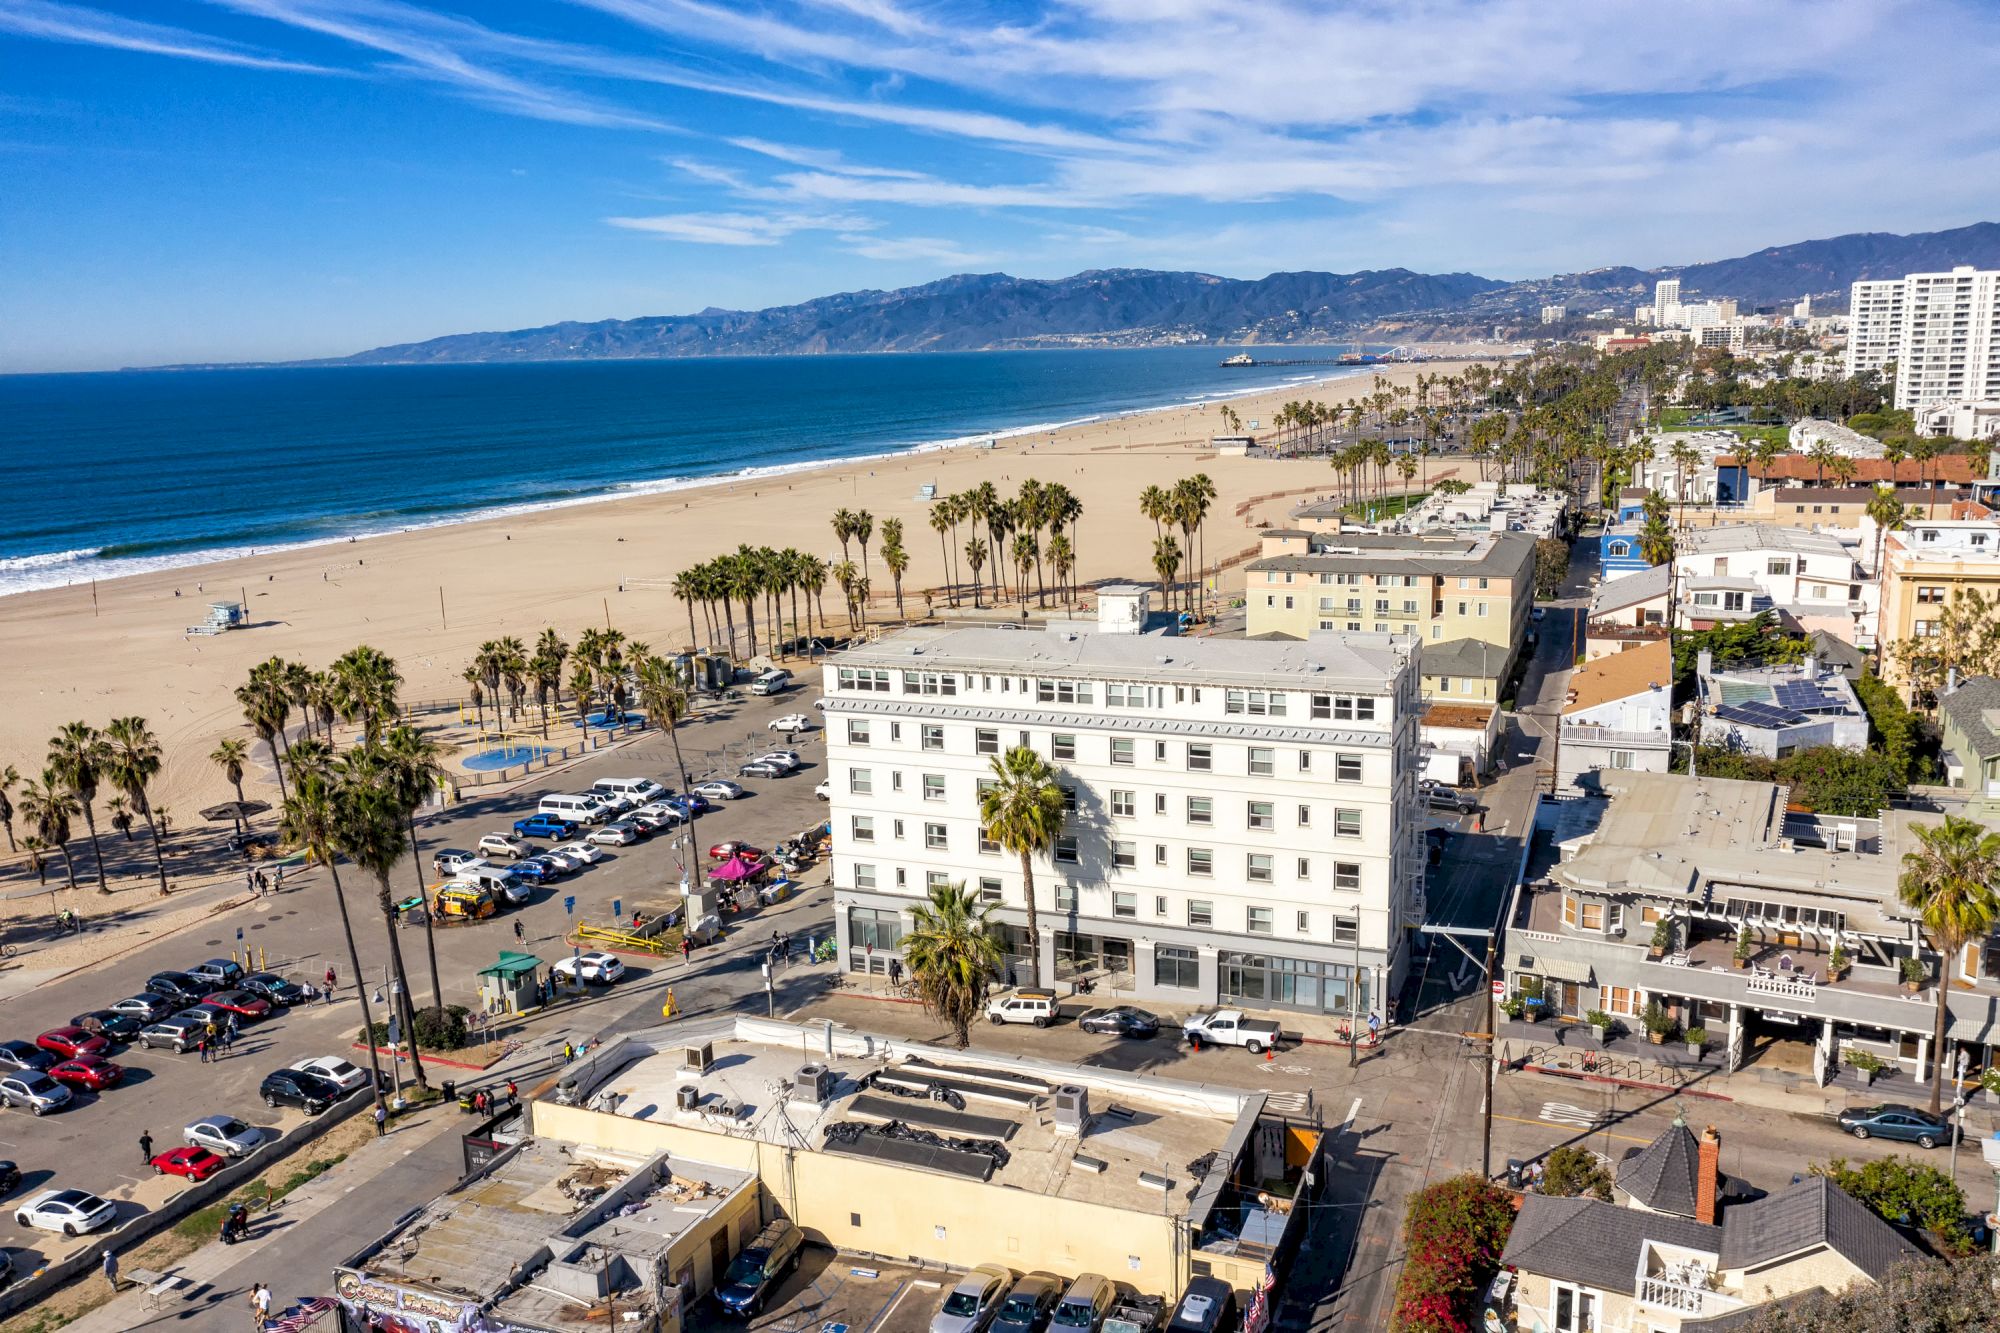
[1495,1112,1653,1146]
[1539,1101,1609,1129]
[1342,1098,1362,1129]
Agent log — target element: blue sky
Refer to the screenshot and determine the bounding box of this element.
[3,0,1998,371]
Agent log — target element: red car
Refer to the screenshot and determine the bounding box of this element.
[36,1026,111,1059]
[202,990,273,1020]
[707,842,764,861]
[151,1146,226,1181]
[48,1055,124,1092]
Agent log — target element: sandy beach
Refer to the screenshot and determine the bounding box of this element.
[0,358,1497,823]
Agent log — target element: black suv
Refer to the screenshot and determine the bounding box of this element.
[241,973,309,1007]
[145,972,205,1007]
[260,1068,344,1114]
[0,1043,53,1074]
[69,1011,143,1041]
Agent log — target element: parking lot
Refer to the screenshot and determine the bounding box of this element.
[0,680,837,1275]
[684,1250,948,1333]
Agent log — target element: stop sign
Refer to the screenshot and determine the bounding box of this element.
[1491,979,1506,996]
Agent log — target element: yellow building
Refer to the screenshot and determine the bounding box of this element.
[1245,530,1535,703]
[1878,513,2000,699]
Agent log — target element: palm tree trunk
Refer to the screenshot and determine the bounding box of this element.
[138,799,169,896]
[80,807,109,893]
[326,863,390,1131]
[684,599,698,651]
[406,816,443,1010]
[57,841,78,891]
[1930,962,1951,1114]
[375,875,430,1089]
[1018,849,1043,988]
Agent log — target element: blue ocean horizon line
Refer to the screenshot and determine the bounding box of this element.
[0,347,1381,596]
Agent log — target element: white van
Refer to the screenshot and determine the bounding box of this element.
[593,777,666,807]
[539,793,614,825]
[750,669,792,696]
[460,864,529,906]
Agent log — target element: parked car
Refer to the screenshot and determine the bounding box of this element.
[1419,782,1478,815]
[708,841,764,862]
[932,1263,1017,1333]
[1104,1294,1167,1333]
[432,848,480,877]
[814,779,830,801]
[768,713,813,733]
[291,1056,370,1093]
[184,1115,262,1158]
[151,1146,227,1182]
[203,990,273,1021]
[749,669,792,696]
[588,821,642,846]
[1052,1276,1118,1333]
[593,778,667,807]
[109,994,174,1024]
[137,1017,208,1053]
[177,1003,232,1034]
[145,972,206,1007]
[553,952,626,985]
[1077,1007,1162,1038]
[477,833,531,860]
[678,787,726,809]
[0,1042,54,1074]
[715,1219,803,1315]
[435,884,497,921]
[0,1073,72,1116]
[1180,1010,1283,1054]
[738,758,788,779]
[69,1010,143,1041]
[240,973,310,1007]
[991,1274,1067,1333]
[513,814,579,841]
[754,749,802,771]
[628,810,676,835]
[1837,1104,1955,1148]
[185,959,246,989]
[13,1188,116,1235]
[261,1068,344,1114]
[0,1161,20,1196]
[48,1056,124,1092]
[986,988,1059,1028]
[632,802,686,828]
[35,1027,110,1060]
[509,856,562,885]
[1165,1277,1237,1333]
[547,841,601,868]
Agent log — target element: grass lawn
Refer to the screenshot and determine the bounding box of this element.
[1659,420,1790,449]
[1344,490,1429,521]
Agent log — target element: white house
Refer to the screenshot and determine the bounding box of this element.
[1558,640,1673,787]
[1674,524,1875,647]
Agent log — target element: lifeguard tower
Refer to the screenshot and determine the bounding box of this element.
[186,600,245,636]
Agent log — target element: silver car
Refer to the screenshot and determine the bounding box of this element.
[932,1264,1017,1333]
[184,1114,262,1158]
[0,1073,72,1116]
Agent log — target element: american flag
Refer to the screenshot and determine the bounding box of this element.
[1242,1263,1277,1333]
[263,1296,337,1332]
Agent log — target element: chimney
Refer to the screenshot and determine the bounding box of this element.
[1696,1126,1722,1225]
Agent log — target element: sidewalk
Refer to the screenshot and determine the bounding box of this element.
[0,878,255,1004]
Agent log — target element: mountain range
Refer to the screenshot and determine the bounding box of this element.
[298,221,2000,367]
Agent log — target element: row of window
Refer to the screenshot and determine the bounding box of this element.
[849,869,1363,938]
[833,669,1383,724]
[844,720,1376,779]
[847,768,1371,836]
[1270,571,1495,590]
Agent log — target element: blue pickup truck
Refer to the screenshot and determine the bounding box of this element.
[513,813,578,841]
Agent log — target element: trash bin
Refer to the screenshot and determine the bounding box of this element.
[441,1079,457,1105]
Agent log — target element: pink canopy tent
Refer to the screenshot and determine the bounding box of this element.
[709,855,762,882]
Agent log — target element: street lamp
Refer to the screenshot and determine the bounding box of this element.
[1950,1048,1970,1187]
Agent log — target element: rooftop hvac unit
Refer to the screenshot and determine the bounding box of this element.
[682,1042,714,1074]
[676,1084,700,1113]
[790,1063,839,1104]
[1052,1084,1089,1136]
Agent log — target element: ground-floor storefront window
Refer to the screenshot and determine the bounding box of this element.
[1220,951,1371,1016]
[846,907,904,974]
[1055,931,1133,984]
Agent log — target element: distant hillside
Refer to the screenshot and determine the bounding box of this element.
[268,220,2000,367]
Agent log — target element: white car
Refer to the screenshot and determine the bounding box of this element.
[14,1188,117,1235]
[811,697,827,711]
[594,791,640,814]
[553,952,626,985]
[184,1114,263,1158]
[290,1056,370,1094]
[477,833,529,860]
[814,779,830,801]
[632,802,687,827]
[588,822,641,846]
[752,750,802,771]
[691,780,744,801]
[768,714,813,733]
[550,840,602,867]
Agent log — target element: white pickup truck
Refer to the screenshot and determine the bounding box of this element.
[1181,1009,1283,1053]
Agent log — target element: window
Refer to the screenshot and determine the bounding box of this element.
[1297,804,1311,827]
[1335,808,1362,838]
[851,815,876,843]
[1109,789,1135,818]
[1110,738,1135,766]
[1105,683,1157,709]
[902,670,958,696]
[1609,750,1635,770]
[975,728,1000,754]
[1156,945,1200,989]
[1059,785,1078,812]
[1112,892,1137,919]
[1336,753,1364,782]
[1552,1286,1595,1333]
[1477,602,1489,618]
[926,871,951,892]
[977,877,1002,904]
[978,825,1000,854]
[1052,733,1076,761]
[1438,676,1453,693]
[1331,695,1377,722]
[1248,747,1274,776]
[1187,900,1214,928]
[924,822,948,850]
[1187,848,1213,877]
[918,774,946,802]
[847,720,872,746]
[1188,744,1213,772]
[848,906,903,951]
[1296,910,1310,933]
[1225,690,1288,717]
[1247,854,1273,884]
[1297,857,1312,879]
[1154,792,1167,815]
[891,771,903,792]
[854,863,877,890]
[1055,883,1078,912]
[1155,895,1168,917]
[1247,906,1274,934]
[1311,694,1331,720]
[1333,916,1358,944]
[1154,740,1168,762]
[1299,750,1312,772]
[837,667,891,691]
[848,768,873,796]
[1247,800,1274,830]
[1917,585,1947,603]
[1154,844,1168,866]
[1112,840,1137,869]
[1035,679,1093,704]
[892,819,905,839]
[1054,835,1079,864]
[920,725,944,751]
[1334,862,1361,890]
[1766,558,1792,576]
[1187,796,1213,825]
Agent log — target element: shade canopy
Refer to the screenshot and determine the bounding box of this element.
[201,800,272,823]
[710,855,761,882]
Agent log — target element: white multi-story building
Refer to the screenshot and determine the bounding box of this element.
[1844,267,2000,408]
[821,590,1422,1019]
[1654,278,1681,326]
[1540,304,1567,325]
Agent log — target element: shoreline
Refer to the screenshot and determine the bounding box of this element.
[0,359,1398,599]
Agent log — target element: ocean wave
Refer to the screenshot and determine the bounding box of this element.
[0,547,104,574]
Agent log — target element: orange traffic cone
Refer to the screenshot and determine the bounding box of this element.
[1264,1044,1274,1062]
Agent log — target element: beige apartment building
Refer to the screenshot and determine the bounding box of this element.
[1880,512,2000,698]
[1244,530,1536,702]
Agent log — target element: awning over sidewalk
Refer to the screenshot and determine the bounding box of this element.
[1509,951,1594,985]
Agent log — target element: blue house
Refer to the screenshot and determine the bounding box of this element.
[1598,520,1658,580]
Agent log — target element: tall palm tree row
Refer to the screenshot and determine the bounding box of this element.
[977,746,1067,989]
[101,717,171,897]
[1898,815,2000,1114]
[16,770,82,891]
[667,547,840,658]
[0,764,17,853]
[46,722,110,892]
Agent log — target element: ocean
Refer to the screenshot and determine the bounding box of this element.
[0,347,1377,596]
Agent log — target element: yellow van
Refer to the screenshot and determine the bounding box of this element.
[435,883,496,921]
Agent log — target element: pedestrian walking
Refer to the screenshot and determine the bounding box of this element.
[562,1041,575,1063]
[245,869,256,895]
[198,1036,210,1064]
[505,1078,517,1105]
[324,965,337,1001]
[513,918,525,944]
[274,866,285,892]
[373,1104,387,1135]
[250,1281,271,1326]
[138,1130,153,1164]
[101,1249,119,1292]
[681,937,693,966]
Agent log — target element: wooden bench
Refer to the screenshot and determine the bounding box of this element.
[122,1266,191,1311]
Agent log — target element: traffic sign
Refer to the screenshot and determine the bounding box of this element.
[386,1016,402,1045]
[612,899,622,921]
[1491,979,1506,997]
[564,895,576,916]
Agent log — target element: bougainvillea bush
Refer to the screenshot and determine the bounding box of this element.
[1390,1174,1517,1333]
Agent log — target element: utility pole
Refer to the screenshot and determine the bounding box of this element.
[1483,933,1498,1183]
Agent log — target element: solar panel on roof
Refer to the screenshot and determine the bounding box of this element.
[1771,681,1820,710]
[1715,702,1803,729]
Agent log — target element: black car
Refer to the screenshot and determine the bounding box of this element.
[145,972,205,1006]
[0,1161,20,1196]
[107,994,174,1023]
[1077,1006,1163,1038]
[69,1011,143,1041]
[240,973,309,1007]
[0,1043,53,1075]
[259,1068,344,1114]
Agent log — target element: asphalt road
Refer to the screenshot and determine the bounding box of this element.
[0,682,835,1274]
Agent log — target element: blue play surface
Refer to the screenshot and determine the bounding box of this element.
[463,743,558,772]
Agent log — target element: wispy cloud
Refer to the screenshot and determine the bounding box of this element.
[606,209,875,245]
[838,233,985,265]
[0,0,337,72]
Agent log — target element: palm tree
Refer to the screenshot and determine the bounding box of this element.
[1011,532,1037,607]
[730,546,763,656]
[634,656,696,808]
[1866,485,1911,577]
[930,501,957,607]
[1139,484,1170,547]
[528,649,564,739]
[17,771,81,890]
[1899,815,2000,1113]
[380,725,449,1010]
[281,769,389,1127]
[106,796,133,840]
[832,559,860,630]
[964,538,987,609]
[902,882,1004,1048]
[1047,532,1075,608]
[853,511,876,589]
[47,723,109,892]
[284,736,335,786]
[671,570,703,649]
[210,737,251,810]
[0,764,16,852]
[331,645,403,744]
[102,717,170,897]
[830,508,857,565]
[497,636,529,722]
[799,554,830,645]
[1152,534,1182,609]
[881,518,909,619]
[1181,474,1216,619]
[462,666,488,733]
[22,836,49,886]
[977,746,1066,988]
[333,749,430,1090]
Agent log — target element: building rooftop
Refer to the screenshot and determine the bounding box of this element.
[1615,1117,1704,1218]
[1941,676,2000,761]
[1715,1177,1922,1280]
[1678,524,1854,562]
[1739,452,1986,485]
[829,623,1415,691]
[1247,530,1536,580]
[1502,1195,1722,1295]
[1591,563,1672,615]
[1565,640,1671,715]
[1420,637,1510,680]
[1421,701,1496,730]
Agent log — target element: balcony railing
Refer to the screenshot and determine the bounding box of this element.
[1746,969,1818,1000]
[1638,1277,1723,1315]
